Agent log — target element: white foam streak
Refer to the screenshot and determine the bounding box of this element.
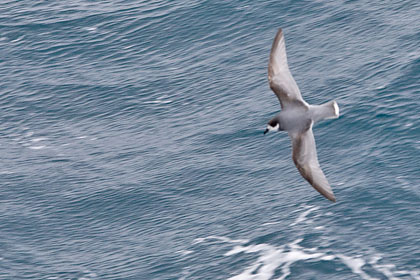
[193,235,248,245]
[31,137,47,142]
[225,238,327,280]
[194,234,415,280]
[193,205,418,280]
[28,145,46,150]
[11,35,25,43]
[144,99,172,104]
[290,205,319,226]
[338,254,378,280]
[264,205,319,227]
[369,256,420,280]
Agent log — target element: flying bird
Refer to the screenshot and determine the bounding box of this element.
[264,28,339,202]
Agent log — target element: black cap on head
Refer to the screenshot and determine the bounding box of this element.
[268,119,278,127]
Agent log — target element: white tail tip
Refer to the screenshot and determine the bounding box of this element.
[333,101,339,117]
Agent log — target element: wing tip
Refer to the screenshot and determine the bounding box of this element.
[268,27,286,80]
[273,28,284,45]
[327,193,337,203]
[315,185,336,202]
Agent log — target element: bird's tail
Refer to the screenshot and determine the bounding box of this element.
[310,100,339,123]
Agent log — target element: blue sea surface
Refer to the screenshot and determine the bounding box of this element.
[1,1,419,279]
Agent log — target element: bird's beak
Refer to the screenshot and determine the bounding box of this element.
[264,128,269,135]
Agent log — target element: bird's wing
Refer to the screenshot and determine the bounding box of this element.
[268,28,308,109]
[290,124,336,202]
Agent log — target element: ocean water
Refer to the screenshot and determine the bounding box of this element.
[1,0,419,279]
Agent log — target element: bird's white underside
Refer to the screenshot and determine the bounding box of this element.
[267,123,279,132]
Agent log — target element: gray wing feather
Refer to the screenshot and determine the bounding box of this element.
[268,28,308,109]
[290,126,336,202]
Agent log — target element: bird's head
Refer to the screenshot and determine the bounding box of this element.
[264,119,281,135]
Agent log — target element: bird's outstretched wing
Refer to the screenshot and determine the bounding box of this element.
[268,28,308,109]
[290,125,336,202]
